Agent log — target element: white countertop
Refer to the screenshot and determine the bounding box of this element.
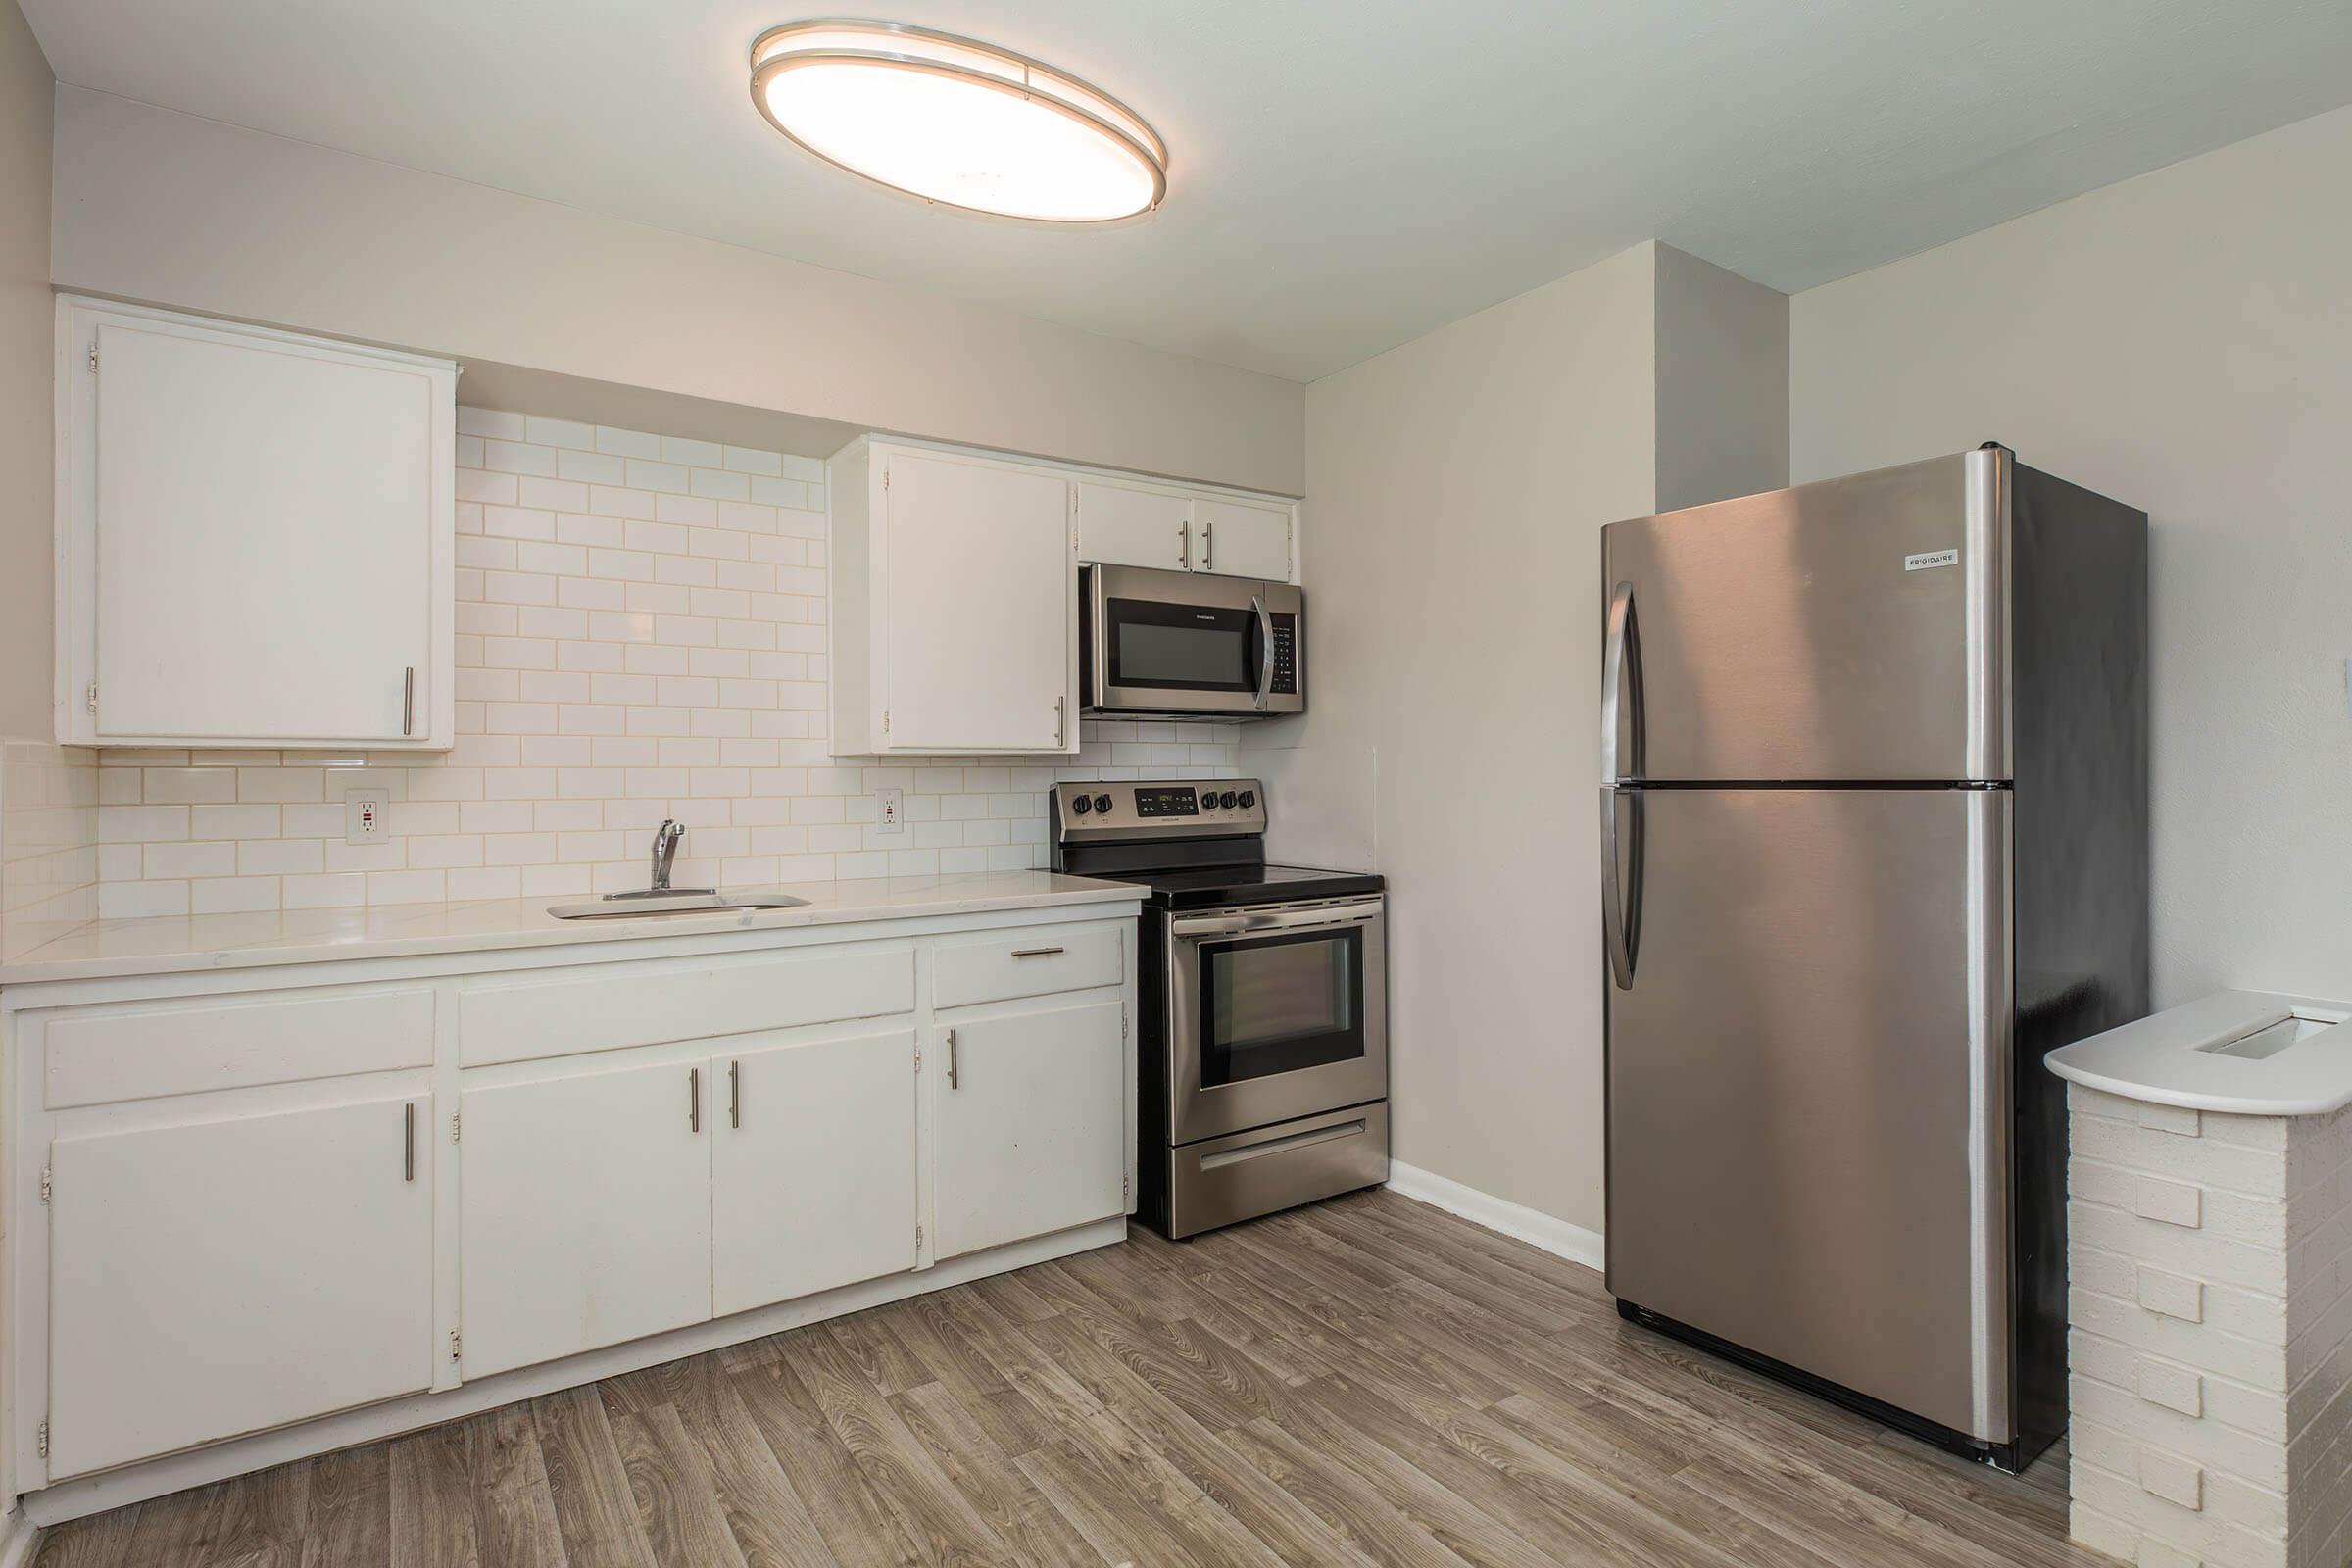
[0,872,1143,986]
[2045,989,2352,1116]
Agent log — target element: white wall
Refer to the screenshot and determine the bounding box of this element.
[46,88,1304,497]
[1259,242,1786,1232]
[0,1,51,741]
[1791,102,2352,1006]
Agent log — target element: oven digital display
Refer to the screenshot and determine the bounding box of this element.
[1134,787,1199,817]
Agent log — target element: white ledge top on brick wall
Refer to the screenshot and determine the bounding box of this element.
[2046,988,2352,1116]
[0,872,1143,986]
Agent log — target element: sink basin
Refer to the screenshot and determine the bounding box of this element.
[546,891,812,920]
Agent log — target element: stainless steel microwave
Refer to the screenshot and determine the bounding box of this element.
[1081,564,1304,719]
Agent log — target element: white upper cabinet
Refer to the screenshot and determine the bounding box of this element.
[1076,475,1295,580]
[56,298,456,750]
[829,440,1078,756]
[1190,495,1295,580]
[1074,477,1192,572]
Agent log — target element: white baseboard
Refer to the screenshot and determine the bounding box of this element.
[0,1510,39,1568]
[1385,1160,1605,1274]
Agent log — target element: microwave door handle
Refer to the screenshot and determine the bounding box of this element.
[1252,594,1274,710]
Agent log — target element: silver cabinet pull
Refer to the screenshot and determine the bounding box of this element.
[402,667,416,736]
[1202,520,1213,571]
[1178,517,1190,568]
[947,1028,958,1089]
[728,1060,741,1129]
[689,1066,701,1132]
[1010,946,1065,958]
[1054,696,1066,748]
[404,1102,416,1182]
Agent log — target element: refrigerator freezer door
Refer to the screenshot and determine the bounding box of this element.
[1600,450,2009,784]
[1603,785,2013,1442]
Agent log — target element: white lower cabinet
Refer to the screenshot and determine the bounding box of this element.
[935,999,1127,1259]
[712,1029,919,1316]
[47,1090,434,1478]
[10,906,1138,1502]
[460,1054,713,1380]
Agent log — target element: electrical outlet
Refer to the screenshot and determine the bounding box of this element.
[875,787,905,835]
[345,790,390,846]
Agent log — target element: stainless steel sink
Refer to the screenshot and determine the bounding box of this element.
[546,891,812,920]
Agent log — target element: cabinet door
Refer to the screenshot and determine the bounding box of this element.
[882,452,1074,752]
[1076,477,1192,572]
[460,1056,712,1379]
[47,1092,433,1478]
[712,1029,918,1316]
[1192,496,1293,580]
[935,1000,1125,1259]
[68,303,453,747]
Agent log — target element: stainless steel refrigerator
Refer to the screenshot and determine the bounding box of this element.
[1599,445,2147,1472]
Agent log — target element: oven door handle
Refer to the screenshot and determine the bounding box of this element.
[1171,900,1384,939]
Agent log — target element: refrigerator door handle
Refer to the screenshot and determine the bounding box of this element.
[1599,581,1641,784]
[1600,786,1642,989]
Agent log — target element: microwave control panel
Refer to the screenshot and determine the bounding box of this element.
[1269,616,1298,695]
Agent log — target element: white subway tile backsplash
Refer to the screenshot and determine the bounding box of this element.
[86,407,1240,911]
[524,415,596,452]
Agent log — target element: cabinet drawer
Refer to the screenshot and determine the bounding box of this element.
[460,944,914,1066]
[933,922,1124,1010]
[44,986,435,1108]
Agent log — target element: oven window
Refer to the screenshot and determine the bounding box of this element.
[1199,927,1364,1087]
[1108,598,1258,692]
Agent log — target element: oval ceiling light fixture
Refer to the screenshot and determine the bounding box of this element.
[749,21,1168,223]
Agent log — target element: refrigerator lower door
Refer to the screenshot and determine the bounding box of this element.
[1604,785,2013,1443]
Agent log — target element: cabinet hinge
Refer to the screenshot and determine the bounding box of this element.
[1123,1175,1131,1201]
[1122,1004,1130,1042]
[39,1166,51,1203]
[84,683,97,716]
[912,1045,921,1073]
[450,1329,462,1362]
[883,710,890,735]
[36,1421,48,1459]
[915,1222,924,1260]
[451,1111,462,1143]
[86,341,97,374]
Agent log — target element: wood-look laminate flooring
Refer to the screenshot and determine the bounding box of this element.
[34,1190,2112,1568]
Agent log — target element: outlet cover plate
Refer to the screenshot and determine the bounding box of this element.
[875,787,904,835]
[345,790,390,846]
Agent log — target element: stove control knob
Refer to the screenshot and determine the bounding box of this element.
[1238,790,1256,808]
[1219,791,1240,809]
[1093,793,1114,814]
[1071,794,1092,815]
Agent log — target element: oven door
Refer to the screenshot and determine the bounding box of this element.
[1167,898,1386,1144]
[1087,564,1304,717]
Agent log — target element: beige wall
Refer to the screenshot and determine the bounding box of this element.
[0,1,52,741]
[1791,102,2352,1007]
[1655,243,1789,511]
[1255,242,1786,1232]
[47,88,1303,496]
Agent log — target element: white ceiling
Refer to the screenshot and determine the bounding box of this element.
[23,1,2352,381]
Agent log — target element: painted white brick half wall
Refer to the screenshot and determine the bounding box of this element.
[2067,1084,2352,1568]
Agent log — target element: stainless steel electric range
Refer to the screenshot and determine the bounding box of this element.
[1051,778,1388,1239]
